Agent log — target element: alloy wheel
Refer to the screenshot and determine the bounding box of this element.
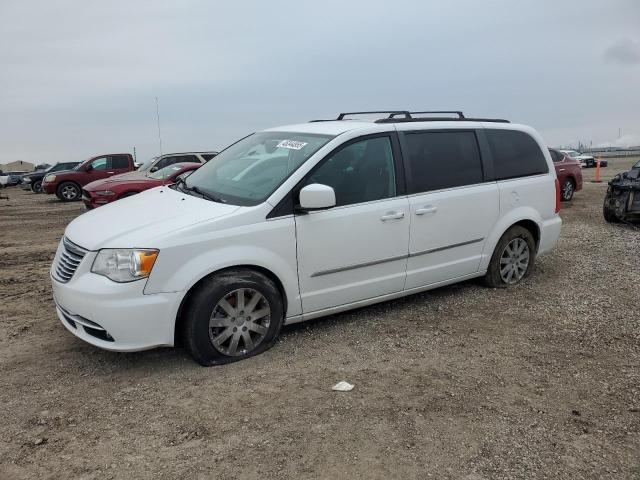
[208,288,271,356]
[62,185,78,200]
[561,181,573,201]
[499,238,530,284]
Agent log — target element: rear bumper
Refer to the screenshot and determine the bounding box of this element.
[538,215,562,256]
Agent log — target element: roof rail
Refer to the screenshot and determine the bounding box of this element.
[309,110,510,124]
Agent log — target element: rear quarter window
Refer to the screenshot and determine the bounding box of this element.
[487,129,548,180]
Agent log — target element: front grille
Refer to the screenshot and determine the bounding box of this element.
[53,237,88,283]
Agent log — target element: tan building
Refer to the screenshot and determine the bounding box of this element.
[2,160,35,172]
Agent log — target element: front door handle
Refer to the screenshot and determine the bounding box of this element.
[380,211,405,221]
[415,206,438,215]
[558,168,565,172]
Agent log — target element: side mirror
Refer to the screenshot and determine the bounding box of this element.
[150,166,158,173]
[298,184,336,211]
[85,164,92,171]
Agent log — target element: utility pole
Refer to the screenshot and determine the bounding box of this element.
[133,146,136,163]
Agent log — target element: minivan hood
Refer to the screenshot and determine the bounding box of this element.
[65,187,241,250]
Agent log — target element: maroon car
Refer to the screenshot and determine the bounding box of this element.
[82,162,202,209]
[42,153,135,201]
[549,148,582,201]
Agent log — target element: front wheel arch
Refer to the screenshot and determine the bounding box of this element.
[174,265,287,345]
[56,181,81,201]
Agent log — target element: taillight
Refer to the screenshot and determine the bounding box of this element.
[555,178,561,213]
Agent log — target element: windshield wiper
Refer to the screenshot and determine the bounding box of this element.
[175,178,227,203]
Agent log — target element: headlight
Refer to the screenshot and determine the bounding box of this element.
[95,190,115,196]
[91,249,159,282]
[44,175,56,183]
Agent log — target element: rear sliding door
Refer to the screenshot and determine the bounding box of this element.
[397,127,499,289]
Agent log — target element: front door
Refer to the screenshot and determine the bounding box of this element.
[295,134,410,314]
[84,156,112,184]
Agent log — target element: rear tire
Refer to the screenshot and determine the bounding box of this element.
[31,180,43,193]
[181,269,284,366]
[484,226,536,288]
[560,179,575,202]
[56,182,81,201]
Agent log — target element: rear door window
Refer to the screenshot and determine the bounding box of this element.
[111,155,130,169]
[403,130,483,193]
[487,129,549,180]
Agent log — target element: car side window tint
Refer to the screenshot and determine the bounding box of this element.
[90,157,108,171]
[549,149,561,162]
[404,131,483,193]
[486,129,549,180]
[163,157,181,167]
[307,136,396,207]
[112,156,130,169]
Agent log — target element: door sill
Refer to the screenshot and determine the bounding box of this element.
[284,271,485,325]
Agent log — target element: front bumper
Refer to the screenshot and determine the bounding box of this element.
[51,243,183,351]
[81,189,113,209]
[42,182,56,194]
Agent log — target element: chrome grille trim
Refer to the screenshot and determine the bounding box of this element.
[53,237,88,283]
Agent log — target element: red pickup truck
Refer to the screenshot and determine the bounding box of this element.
[42,153,135,201]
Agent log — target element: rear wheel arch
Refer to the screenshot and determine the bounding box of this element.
[511,219,540,251]
[174,264,288,344]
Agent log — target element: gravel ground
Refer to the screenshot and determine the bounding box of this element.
[0,158,639,480]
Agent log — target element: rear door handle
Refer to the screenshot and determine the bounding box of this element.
[558,168,565,172]
[380,211,405,221]
[415,206,438,215]
[107,171,115,174]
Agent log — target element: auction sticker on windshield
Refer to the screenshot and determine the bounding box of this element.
[277,140,308,150]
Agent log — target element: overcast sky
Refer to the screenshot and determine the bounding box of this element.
[1,0,639,165]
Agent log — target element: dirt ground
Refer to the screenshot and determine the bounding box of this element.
[1,157,639,480]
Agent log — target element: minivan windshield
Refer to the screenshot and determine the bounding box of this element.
[181,131,334,206]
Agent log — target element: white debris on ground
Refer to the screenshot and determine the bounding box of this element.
[332,381,354,392]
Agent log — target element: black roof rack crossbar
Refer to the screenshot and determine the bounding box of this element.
[408,110,465,118]
[337,110,411,120]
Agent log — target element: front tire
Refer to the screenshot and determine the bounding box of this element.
[181,269,284,366]
[484,226,536,288]
[56,182,81,201]
[603,198,619,223]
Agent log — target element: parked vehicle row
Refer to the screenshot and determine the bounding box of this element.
[558,149,608,168]
[21,162,81,192]
[49,110,563,366]
[37,151,216,202]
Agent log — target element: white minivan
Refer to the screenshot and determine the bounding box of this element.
[51,111,562,365]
